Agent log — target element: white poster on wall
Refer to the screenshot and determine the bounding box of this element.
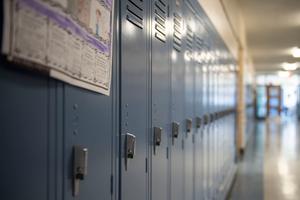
[2,0,114,95]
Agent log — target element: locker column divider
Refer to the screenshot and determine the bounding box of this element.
[114,0,120,199]
[148,1,152,200]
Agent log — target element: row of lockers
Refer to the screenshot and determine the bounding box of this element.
[121,0,237,199]
[0,0,237,200]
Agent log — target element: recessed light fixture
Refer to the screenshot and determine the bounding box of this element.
[281,62,298,71]
[278,71,290,78]
[291,47,300,58]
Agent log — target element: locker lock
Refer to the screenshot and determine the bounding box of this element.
[125,133,136,159]
[216,112,220,120]
[154,127,162,146]
[214,112,218,120]
[210,113,214,122]
[124,133,136,170]
[172,122,180,139]
[203,114,209,125]
[73,145,88,196]
[186,118,192,133]
[196,117,202,129]
[154,127,163,154]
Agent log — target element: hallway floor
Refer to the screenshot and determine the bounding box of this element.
[229,116,300,200]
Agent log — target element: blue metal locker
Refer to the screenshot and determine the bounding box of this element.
[0,4,59,198]
[211,38,218,198]
[215,47,221,194]
[170,0,185,199]
[207,43,215,200]
[63,85,113,200]
[120,0,150,200]
[193,16,205,200]
[150,0,171,200]
[219,49,227,192]
[201,43,209,200]
[207,40,214,200]
[213,42,223,197]
[183,2,196,200]
[0,59,51,200]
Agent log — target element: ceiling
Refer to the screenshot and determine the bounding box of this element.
[240,0,300,72]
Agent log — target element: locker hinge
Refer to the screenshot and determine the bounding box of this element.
[110,174,113,195]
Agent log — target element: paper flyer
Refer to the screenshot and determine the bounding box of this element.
[2,0,114,95]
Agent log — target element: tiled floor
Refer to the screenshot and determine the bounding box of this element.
[229,116,300,200]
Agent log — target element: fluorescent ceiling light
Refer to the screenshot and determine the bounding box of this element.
[278,71,290,78]
[281,62,298,71]
[292,47,300,58]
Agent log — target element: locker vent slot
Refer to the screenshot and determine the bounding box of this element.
[126,0,144,29]
[186,26,193,51]
[154,0,167,43]
[173,13,182,52]
[196,36,203,50]
[195,36,203,62]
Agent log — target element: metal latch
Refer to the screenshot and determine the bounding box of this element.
[210,113,214,123]
[153,127,163,154]
[124,133,136,170]
[186,118,192,133]
[203,114,209,125]
[172,122,180,139]
[196,117,202,129]
[73,145,88,196]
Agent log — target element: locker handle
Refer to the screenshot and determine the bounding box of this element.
[124,133,136,170]
[196,117,202,129]
[73,145,88,196]
[154,127,163,146]
[186,118,192,133]
[172,122,180,139]
[203,114,209,125]
[216,112,221,120]
[125,133,136,159]
[153,127,163,154]
[209,113,214,122]
[213,112,218,121]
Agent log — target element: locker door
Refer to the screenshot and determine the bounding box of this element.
[170,1,185,200]
[150,0,170,200]
[207,43,215,199]
[202,42,210,200]
[211,43,217,198]
[0,60,49,200]
[213,44,220,198]
[215,59,221,193]
[183,3,195,200]
[207,36,214,200]
[120,0,149,200]
[64,85,113,200]
[219,65,226,187]
[194,31,204,200]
